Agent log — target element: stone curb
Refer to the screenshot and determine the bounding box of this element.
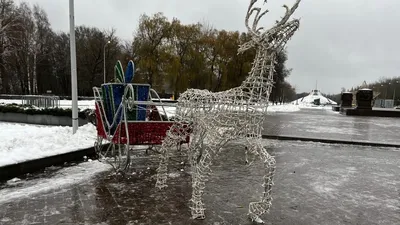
[0,146,98,182]
[262,135,400,148]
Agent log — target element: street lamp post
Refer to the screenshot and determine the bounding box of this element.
[69,0,78,134]
[103,41,110,83]
[380,84,384,108]
[394,80,399,105]
[385,83,391,100]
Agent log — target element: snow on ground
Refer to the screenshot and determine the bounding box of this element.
[2,98,304,115]
[0,99,23,105]
[267,104,301,113]
[0,161,111,204]
[1,98,171,110]
[156,106,177,118]
[1,98,333,117]
[0,122,97,167]
[157,103,331,116]
[59,100,95,109]
[0,99,95,109]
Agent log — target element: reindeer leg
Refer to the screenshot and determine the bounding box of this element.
[247,138,276,224]
[189,138,215,220]
[155,123,184,189]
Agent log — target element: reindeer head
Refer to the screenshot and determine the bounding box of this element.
[238,0,301,54]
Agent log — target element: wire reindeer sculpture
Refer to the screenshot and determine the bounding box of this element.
[155,0,301,223]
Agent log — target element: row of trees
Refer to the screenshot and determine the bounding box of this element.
[324,77,400,105]
[347,77,400,100]
[0,0,296,101]
[0,0,120,96]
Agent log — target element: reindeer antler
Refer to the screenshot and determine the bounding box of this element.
[275,0,301,27]
[245,0,258,36]
[240,0,301,54]
[245,0,301,37]
[253,8,268,32]
[245,0,269,36]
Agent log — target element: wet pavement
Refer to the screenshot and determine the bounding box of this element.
[1,139,399,225]
[263,108,400,144]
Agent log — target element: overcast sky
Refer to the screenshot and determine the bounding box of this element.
[15,0,400,94]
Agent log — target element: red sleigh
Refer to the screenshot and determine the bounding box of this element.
[93,82,190,172]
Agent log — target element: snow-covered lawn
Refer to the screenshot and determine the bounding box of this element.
[0,122,97,167]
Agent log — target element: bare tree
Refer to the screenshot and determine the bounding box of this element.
[0,0,22,93]
[31,4,52,94]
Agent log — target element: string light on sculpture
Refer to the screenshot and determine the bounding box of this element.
[155,0,302,223]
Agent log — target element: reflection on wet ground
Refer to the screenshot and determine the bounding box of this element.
[1,140,399,225]
[263,108,400,144]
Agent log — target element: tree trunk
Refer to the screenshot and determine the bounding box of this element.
[209,55,216,90]
[0,43,9,94]
[33,53,37,94]
[0,55,3,94]
[214,69,222,92]
[27,55,31,94]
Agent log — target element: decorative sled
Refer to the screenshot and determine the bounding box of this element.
[93,60,190,172]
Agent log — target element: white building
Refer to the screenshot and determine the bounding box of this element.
[292,89,337,106]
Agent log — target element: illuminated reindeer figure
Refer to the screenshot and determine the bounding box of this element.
[155,0,301,223]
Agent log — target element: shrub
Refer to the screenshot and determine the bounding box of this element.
[0,103,88,119]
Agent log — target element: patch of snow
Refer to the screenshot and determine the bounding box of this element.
[6,177,21,185]
[1,98,316,116]
[267,104,300,113]
[156,105,177,118]
[157,103,304,117]
[0,99,23,105]
[0,122,97,167]
[59,100,95,109]
[168,172,181,178]
[0,161,111,204]
[0,217,11,222]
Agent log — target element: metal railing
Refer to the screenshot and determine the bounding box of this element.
[21,95,60,108]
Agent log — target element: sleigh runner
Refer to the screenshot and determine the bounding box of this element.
[93,60,190,172]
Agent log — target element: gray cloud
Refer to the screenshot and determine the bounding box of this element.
[16,0,400,94]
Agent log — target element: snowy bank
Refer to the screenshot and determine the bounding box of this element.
[267,104,301,113]
[0,122,97,167]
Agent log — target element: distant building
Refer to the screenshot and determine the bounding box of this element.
[291,89,337,106]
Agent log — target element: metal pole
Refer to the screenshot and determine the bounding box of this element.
[385,88,387,99]
[394,81,399,104]
[69,0,78,133]
[103,41,110,83]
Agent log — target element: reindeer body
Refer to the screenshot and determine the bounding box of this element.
[155,0,301,223]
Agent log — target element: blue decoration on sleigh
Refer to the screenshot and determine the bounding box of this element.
[101,60,151,133]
